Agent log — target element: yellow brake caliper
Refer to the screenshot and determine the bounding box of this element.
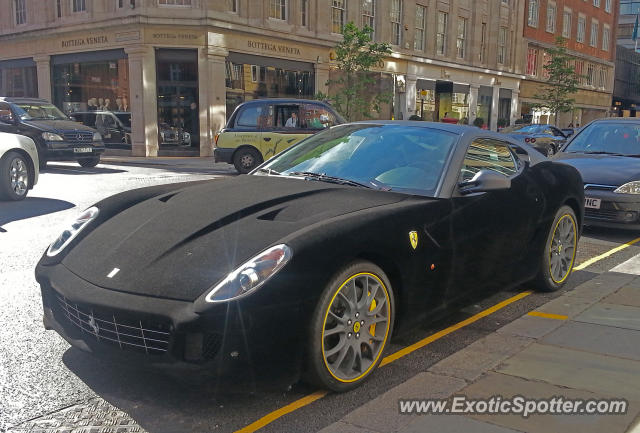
[369,295,377,338]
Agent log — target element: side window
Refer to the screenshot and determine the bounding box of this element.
[302,103,337,129]
[235,105,264,129]
[543,127,554,136]
[460,138,518,182]
[0,103,14,124]
[273,104,302,130]
[551,127,565,137]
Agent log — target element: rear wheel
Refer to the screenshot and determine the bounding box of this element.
[0,151,30,201]
[532,205,578,292]
[306,261,394,392]
[233,148,262,174]
[78,156,100,168]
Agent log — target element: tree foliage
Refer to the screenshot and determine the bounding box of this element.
[532,37,581,125]
[317,22,392,121]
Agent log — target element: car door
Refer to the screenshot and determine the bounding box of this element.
[218,103,265,154]
[447,137,544,298]
[261,103,310,160]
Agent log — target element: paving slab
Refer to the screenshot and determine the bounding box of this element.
[541,321,640,361]
[318,421,382,433]
[463,372,639,433]
[574,303,640,331]
[565,272,637,303]
[530,295,594,318]
[340,372,467,433]
[399,414,522,433]
[428,333,533,382]
[604,286,640,308]
[496,314,565,339]
[495,343,640,400]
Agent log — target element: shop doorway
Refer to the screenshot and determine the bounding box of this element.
[156,49,199,156]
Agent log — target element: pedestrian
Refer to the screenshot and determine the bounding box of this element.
[285,112,298,128]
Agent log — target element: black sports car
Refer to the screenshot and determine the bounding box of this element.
[36,122,584,392]
[554,118,640,229]
[501,124,568,157]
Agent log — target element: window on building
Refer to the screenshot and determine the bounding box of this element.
[590,20,598,47]
[390,0,402,45]
[362,0,375,35]
[414,5,425,51]
[480,22,487,63]
[232,0,238,12]
[575,60,584,85]
[527,47,538,76]
[159,0,192,5]
[72,0,86,12]
[528,0,539,27]
[605,0,611,12]
[602,25,610,51]
[270,0,287,20]
[599,67,606,88]
[562,9,572,38]
[119,0,136,8]
[436,11,447,55]
[577,16,586,43]
[456,17,467,58]
[498,27,507,64]
[331,0,345,33]
[586,63,594,86]
[593,0,600,7]
[301,0,308,25]
[546,2,556,33]
[14,0,26,24]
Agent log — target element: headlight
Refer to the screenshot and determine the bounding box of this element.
[205,244,292,303]
[93,132,102,141]
[614,181,640,194]
[46,207,99,257]
[42,132,64,141]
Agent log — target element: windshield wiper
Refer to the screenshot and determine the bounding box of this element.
[256,168,281,175]
[582,151,625,156]
[288,171,374,189]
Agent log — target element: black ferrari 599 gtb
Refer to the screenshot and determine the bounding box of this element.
[36,121,584,392]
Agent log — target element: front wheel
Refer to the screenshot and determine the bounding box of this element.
[78,156,100,168]
[233,148,262,174]
[532,205,578,292]
[0,151,30,201]
[306,261,394,392]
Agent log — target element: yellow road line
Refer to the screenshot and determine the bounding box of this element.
[573,237,640,271]
[379,291,532,366]
[235,291,531,433]
[527,311,568,320]
[235,390,328,433]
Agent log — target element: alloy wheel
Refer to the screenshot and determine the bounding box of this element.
[9,157,28,197]
[549,214,577,283]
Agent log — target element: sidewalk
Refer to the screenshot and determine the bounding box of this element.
[100,155,236,174]
[320,269,640,433]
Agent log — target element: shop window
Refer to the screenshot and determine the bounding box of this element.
[0,65,37,97]
[362,0,375,37]
[14,0,26,25]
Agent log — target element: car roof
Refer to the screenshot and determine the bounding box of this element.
[0,97,49,104]
[349,120,511,137]
[237,98,332,106]
[587,117,640,123]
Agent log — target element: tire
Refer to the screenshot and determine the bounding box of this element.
[532,205,578,292]
[0,151,30,201]
[233,148,262,174]
[78,156,100,168]
[306,260,395,392]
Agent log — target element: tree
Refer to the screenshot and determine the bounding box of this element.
[317,22,392,121]
[532,37,581,126]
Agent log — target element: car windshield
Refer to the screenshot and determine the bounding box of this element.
[13,102,68,120]
[258,124,458,196]
[565,123,640,156]
[507,125,544,134]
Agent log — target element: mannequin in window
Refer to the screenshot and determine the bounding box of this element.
[121,96,129,112]
[104,98,111,111]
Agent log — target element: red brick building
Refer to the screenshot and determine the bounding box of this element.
[520,0,618,126]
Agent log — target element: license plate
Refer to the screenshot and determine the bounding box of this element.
[585,197,601,209]
[73,147,92,153]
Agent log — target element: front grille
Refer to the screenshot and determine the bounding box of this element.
[584,184,617,191]
[585,208,619,221]
[56,293,171,355]
[62,132,94,143]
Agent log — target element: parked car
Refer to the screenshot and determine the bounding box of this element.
[214,99,345,173]
[0,97,104,169]
[0,132,38,201]
[554,118,640,229]
[500,123,568,157]
[37,121,583,392]
[69,111,131,149]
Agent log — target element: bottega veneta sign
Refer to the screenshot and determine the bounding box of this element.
[61,35,108,48]
[247,40,301,55]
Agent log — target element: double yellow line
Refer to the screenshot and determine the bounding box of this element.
[236,236,640,433]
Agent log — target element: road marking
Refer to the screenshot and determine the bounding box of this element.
[527,311,568,320]
[573,237,640,271]
[234,291,531,433]
[610,253,640,275]
[235,391,328,433]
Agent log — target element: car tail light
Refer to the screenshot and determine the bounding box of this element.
[214,133,219,145]
[524,137,530,143]
[530,138,536,143]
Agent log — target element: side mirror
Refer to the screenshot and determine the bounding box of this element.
[459,170,511,195]
[0,114,15,124]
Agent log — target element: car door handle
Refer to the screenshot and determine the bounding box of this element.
[263,137,271,142]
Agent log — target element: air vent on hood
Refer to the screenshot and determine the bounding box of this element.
[257,208,285,221]
[158,192,179,203]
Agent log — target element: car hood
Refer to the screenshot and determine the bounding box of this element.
[62,176,407,301]
[21,119,97,133]
[554,152,640,186]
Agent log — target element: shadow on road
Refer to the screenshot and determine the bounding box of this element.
[44,164,127,175]
[0,197,75,230]
[582,225,639,244]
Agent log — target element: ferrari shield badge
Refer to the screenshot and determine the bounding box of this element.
[409,231,418,250]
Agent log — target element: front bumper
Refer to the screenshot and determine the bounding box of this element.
[44,142,105,161]
[583,189,640,229]
[36,263,303,373]
[214,147,234,164]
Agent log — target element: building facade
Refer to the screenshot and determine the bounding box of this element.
[612,0,640,115]
[520,0,617,126]
[0,0,525,157]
